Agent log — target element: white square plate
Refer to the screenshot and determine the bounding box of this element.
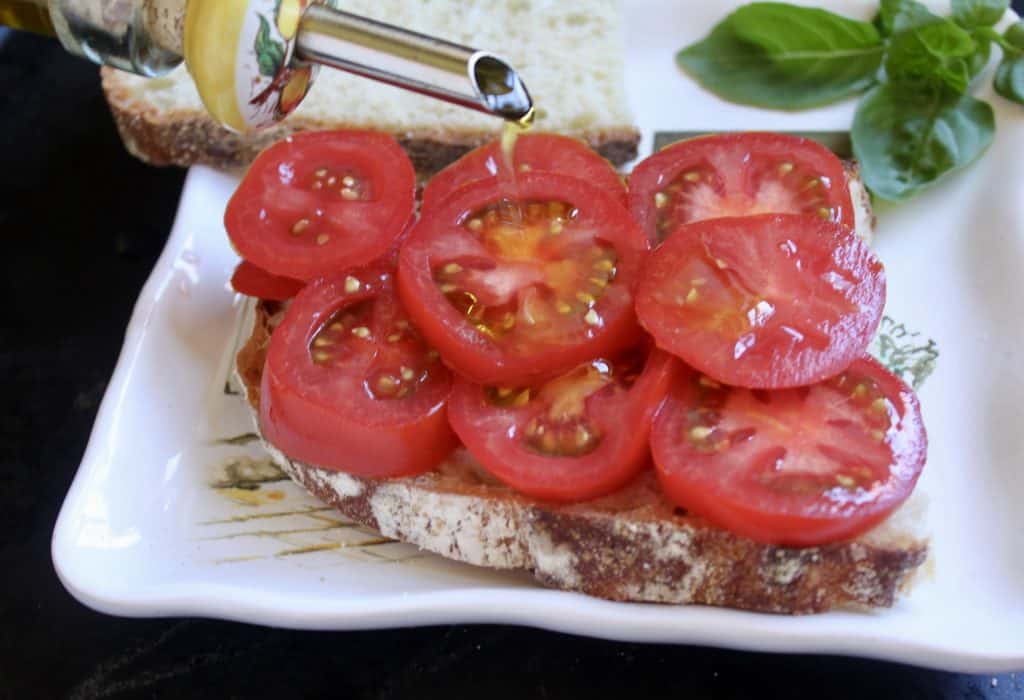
[53,0,1024,672]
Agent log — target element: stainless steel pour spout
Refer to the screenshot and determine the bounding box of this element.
[296,5,534,123]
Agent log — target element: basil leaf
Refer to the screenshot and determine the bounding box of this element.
[1004,20,1024,51]
[852,83,994,200]
[968,32,993,78]
[877,0,938,35]
[676,3,883,110]
[951,0,1009,28]
[995,55,1024,103]
[994,24,1024,103]
[885,20,977,93]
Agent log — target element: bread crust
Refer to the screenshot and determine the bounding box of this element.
[237,301,927,614]
[101,67,641,173]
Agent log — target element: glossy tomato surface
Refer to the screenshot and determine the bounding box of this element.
[449,347,677,502]
[635,213,885,389]
[399,172,649,385]
[260,265,457,477]
[651,357,927,546]
[225,130,416,280]
[421,133,626,212]
[629,132,854,244]
[230,260,305,301]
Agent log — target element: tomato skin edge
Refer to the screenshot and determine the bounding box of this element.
[230,260,305,301]
[260,363,458,478]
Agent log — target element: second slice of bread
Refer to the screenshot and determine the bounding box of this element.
[102,0,641,173]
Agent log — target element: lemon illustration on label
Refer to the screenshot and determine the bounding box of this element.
[277,0,304,39]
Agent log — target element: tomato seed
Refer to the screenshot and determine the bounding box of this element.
[344,276,361,293]
[340,188,359,200]
[316,233,330,245]
[778,162,794,176]
[584,309,601,326]
[291,219,310,235]
[352,326,370,339]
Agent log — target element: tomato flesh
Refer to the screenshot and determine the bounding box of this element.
[651,357,927,545]
[225,131,416,281]
[399,173,648,385]
[450,347,677,502]
[421,133,626,212]
[636,213,885,389]
[629,132,854,244]
[260,265,457,477]
[230,260,305,301]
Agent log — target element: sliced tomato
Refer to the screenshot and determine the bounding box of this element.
[260,264,457,477]
[398,172,649,385]
[635,213,885,389]
[230,260,305,300]
[651,357,927,546]
[449,347,677,502]
[421,133,626,212]
[224,130,416,280]
[629,132,854,244]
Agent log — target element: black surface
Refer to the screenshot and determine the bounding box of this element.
[1,23,1023,700]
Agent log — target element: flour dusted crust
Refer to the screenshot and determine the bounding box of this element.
[238,302,928,614]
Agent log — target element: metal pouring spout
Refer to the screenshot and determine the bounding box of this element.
[295,4,534,123]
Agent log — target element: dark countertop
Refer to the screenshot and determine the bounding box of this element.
[1,24,1022,700]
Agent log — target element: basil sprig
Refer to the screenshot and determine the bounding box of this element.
[676,1,1021,202]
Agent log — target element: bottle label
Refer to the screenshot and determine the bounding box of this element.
[234,0,316,129]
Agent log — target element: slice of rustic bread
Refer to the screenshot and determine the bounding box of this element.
[236,300,928,614]
[101,0,640,173]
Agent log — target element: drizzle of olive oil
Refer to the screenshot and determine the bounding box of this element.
[496,107,536,229]
[0,0,55,35]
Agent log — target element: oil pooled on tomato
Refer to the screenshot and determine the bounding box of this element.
[309,294,441,401]
[489,352,643,458]
[431,200,617,342]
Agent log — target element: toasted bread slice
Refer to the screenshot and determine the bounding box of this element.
[101,0,639,173]
[236,296,927,614]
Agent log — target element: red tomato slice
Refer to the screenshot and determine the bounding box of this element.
[651,357,927,546]
[635,213,885,389]
[421,134,626,212]
[398,172,649,385]
[629,132,854,244]
[230,260,305,301]
[260,265,457,477]
[449,347,677,502]
[224,131,416,281]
